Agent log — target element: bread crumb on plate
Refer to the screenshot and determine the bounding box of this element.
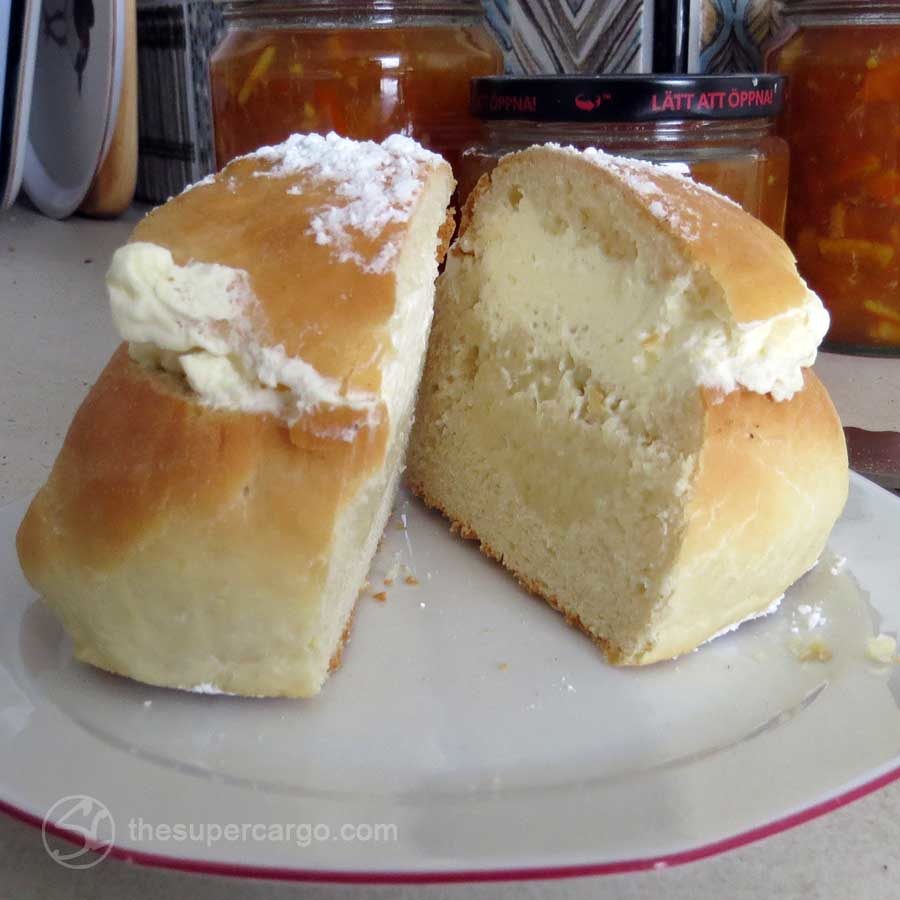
[866,634,897,664]
[790,637,833,663]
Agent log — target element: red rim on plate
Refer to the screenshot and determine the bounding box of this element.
[4,764,900,884]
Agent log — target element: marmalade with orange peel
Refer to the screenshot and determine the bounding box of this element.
[770,24,900,351]
[210,21,502,175]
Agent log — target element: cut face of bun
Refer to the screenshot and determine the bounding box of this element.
[408,145,848,665]
[17,133,455,697]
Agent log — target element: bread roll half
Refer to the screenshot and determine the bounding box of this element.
[407,145,848,664]
[17,133,455,697]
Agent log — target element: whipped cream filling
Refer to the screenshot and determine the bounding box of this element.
[551,143,828,401]
[632,277,829,403]
[683,291,830,402]
[630,288,828,403]
[107,241,378,433]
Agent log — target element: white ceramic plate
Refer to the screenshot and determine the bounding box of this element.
[22,0,124,218]
[0,0,41,210]
[0,3,11,135]
[1,473,899,883]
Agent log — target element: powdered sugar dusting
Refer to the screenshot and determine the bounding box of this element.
[700,594,784,647]
[186,682,237,695]
[250,132,444,274]
[546,143,744,242]
[179,172,216,196]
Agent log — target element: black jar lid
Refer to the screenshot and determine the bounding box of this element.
[471,75,785,123]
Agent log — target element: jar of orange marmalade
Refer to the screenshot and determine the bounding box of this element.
[767,1,900,353]
[210,0,503,174]
[462,75,789,235]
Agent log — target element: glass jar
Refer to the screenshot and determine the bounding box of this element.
[461,75,789,235]
[209,0,503,174]
[767,1,900,354]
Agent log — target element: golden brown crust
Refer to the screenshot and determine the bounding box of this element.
[436,206,456,264]
[690,368,847,565]
[635,368,847,663]
[485,147,808,322]
[17,139,455,698]
[455,171,494,250]
[17,346,387,573]
[16,347,389,697]
[133,149,452,398]
[699,370,845,490]
[327,603,358,673]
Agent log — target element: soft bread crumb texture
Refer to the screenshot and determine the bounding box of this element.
[408,145,848,665]
[17,133,455,697]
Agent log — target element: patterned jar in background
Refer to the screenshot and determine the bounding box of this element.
[699,0,783,71]
[480,0,783,74]
[135,0,224,204]
[134,0,783,201]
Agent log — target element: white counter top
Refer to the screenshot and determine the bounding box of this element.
[1,204,899,900]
